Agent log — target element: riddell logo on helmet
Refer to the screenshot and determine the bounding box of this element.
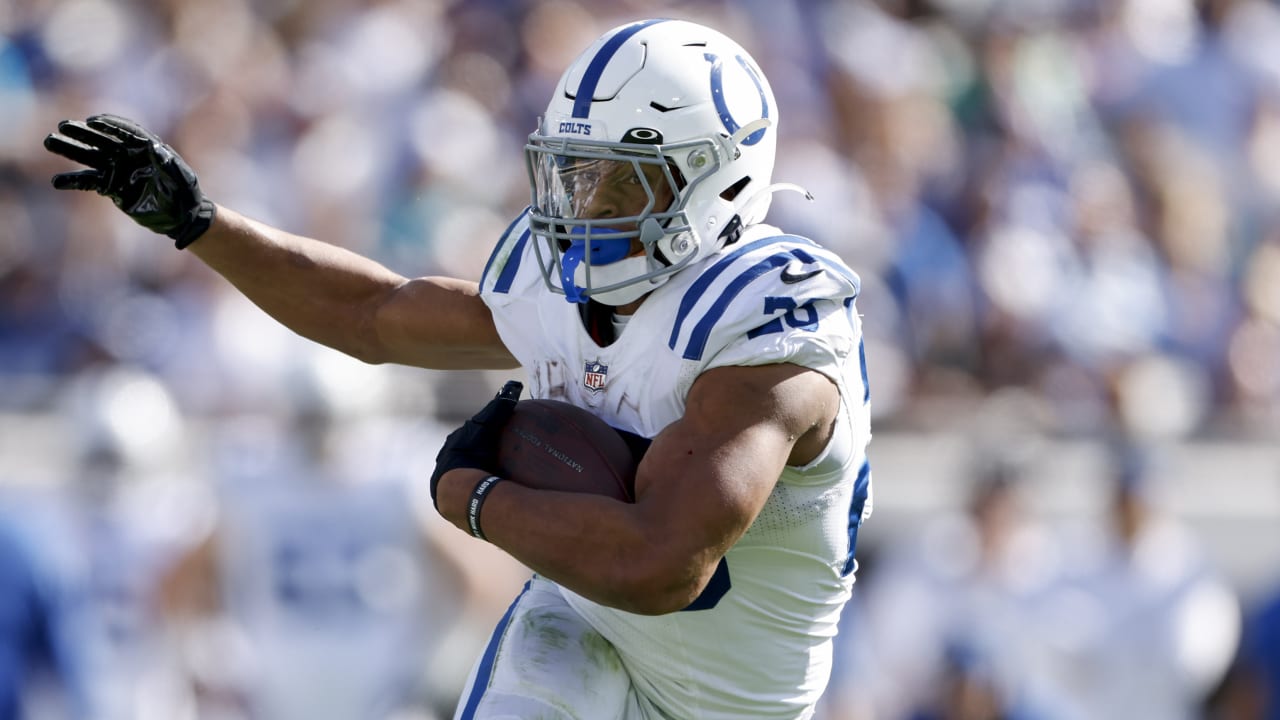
[558,121,592,136]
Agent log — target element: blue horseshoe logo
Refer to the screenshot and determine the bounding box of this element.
[704,53,769,146]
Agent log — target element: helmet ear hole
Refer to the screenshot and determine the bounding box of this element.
[717,215,744,246]
[720,175,751,202]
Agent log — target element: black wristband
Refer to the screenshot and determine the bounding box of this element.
[467,476,505,540]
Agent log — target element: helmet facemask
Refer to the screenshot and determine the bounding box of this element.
[525,134,722,305]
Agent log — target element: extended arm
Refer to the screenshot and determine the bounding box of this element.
[435,363,841,615]
[44,114,517,370]
[191,208,516,369]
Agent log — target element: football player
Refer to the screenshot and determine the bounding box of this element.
[45,19,873,720]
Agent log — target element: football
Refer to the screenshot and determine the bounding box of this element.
[495,399,638,502]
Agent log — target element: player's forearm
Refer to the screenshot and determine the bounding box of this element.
[188,206,410,363]
[490,488,709,615]
[438,470,711,615]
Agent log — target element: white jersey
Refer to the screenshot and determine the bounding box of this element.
[478,211,873,719]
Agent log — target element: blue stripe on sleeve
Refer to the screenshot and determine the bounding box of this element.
[572,19,668,118]
[459,579,533,719]
[491,228,531,295]
[667,234,815,350]
[480,208,530,290]
[681,252,796,361]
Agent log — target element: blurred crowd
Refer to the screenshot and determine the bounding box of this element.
[3,0,1280,718]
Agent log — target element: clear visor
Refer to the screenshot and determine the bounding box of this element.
[523,137,701,304]
[528,145,682,243]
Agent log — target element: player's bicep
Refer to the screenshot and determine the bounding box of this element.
[373,276,518,369]
[634,364,837,562]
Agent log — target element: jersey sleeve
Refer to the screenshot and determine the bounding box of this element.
[665,234,865,386]
[477,207,562,370]
[477,208,541,310]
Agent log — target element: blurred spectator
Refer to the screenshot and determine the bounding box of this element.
[908,642,1025,720]
[1042,445,1242,720]
[1223,224,1280,436]
[846,455,1062,720]
[1,364,205,719]
[0,515,77,720]
[157,354,527,719]
[1249,584,1280,720]
[1204,580,1280,720]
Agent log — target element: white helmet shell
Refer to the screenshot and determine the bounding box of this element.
[525,19,778,304]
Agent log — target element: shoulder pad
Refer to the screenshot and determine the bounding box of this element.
[666,233,861,362]
[479,208,535,297]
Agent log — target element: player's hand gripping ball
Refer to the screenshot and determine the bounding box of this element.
[431,380,524,508]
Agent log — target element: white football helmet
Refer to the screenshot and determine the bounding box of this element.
[525,19,779,306]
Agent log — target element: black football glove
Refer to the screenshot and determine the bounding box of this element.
[430,380,523,508]
[43,114,216,249]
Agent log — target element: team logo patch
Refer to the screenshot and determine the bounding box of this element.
[583,360,609,392]
[557,120,593,136]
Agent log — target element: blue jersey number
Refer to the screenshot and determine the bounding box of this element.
[747,297,818,339]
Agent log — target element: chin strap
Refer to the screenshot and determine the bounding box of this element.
[718,215,744,247]
[559,243,590,304]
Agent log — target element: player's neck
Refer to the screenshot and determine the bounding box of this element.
[613,294,648,316]
[581,294,648,346]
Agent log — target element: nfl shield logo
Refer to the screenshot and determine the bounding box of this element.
[583,360,609,392]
